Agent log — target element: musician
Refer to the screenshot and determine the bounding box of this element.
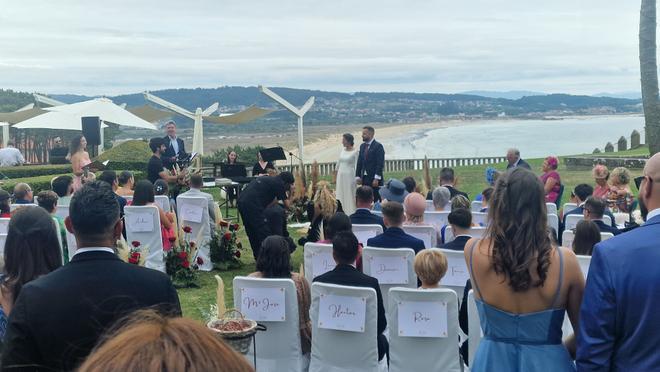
[162,120,186,170]
[148,137,185,185]
[225,151,240,207]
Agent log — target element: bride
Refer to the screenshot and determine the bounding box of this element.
[335,133,359,215]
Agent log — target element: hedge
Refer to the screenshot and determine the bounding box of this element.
[0,164,71,179]
[97,140,152,172]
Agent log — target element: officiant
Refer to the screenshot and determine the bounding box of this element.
[162,120,186,170]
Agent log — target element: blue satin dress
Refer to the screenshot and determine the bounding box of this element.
[469,243,576,371]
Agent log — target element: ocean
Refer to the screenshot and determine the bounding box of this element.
[388,115,645,159]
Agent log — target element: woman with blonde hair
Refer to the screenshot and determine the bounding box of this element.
[302,181,343,243]
[608,166,634,212]
[414,249,448,288]
[78,310,253,372]
[592,164,610,199]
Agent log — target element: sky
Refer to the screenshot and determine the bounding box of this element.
[0,0,644,96]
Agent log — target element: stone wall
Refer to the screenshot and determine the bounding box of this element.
[564,156,647,170]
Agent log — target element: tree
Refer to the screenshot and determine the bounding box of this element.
[640,0,660,155]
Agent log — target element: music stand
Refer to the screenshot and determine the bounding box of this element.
[259,147,287,163]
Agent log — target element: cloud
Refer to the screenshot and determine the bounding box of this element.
[0,0,643,95]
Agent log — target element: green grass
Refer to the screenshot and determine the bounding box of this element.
[179,155,644,322]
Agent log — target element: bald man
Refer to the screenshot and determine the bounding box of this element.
[577,153,660,371]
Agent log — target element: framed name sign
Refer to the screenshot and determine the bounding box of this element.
[318,294,366,333]
[240,287,286,322]
[368,255,408,284]
[127,213,155,233]
[311,251,335,278]
[397,300,448,338]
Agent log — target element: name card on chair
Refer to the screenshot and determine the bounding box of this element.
[240,287,286,322]
[318,294,366,333]
[181,205,203,223]
[126,213,154,232]
[397,300,448,338]
[442,253,470,287]
[368,256,408,284]
[311,251,336,277]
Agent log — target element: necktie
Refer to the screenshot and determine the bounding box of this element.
[364,143,370,161]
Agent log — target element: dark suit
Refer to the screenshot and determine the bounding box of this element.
[2,250,181,371]
[564,206,616,227]
[439,235,471,251]
[593,219,620,235]
[426,185,469,201]
[367,227,425,254]
[355,140,385,201]
[350,209,386,230]
[507,158,532,170]
[313,264,388,361]
[162,136,186,170]
[577,214,660,370]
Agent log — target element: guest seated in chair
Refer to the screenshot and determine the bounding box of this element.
[439,208,473,251]
[99,171,127,218]
[583,196,620,235]
[563,183,616,228]
[51,175,74,207]
[414,249,448,288]
[367,201,425,254]
[480,187,493,213]
[154,180,176,213]
[427,168,469,200]
[349,186,385,230]
[403,192,430,226]
[12,183,33,204]
[431,186,451,212]
[133,180,176,250]
[116,171,135,197]
[0,190,10,218]
[572,220,601,256]
[313,231,388,362]
[37,190,68,262]
[249,235,312,355]
[303,181,343,244]
[178,174,216,231]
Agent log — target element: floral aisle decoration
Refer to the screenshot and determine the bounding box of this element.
[165,225,201,288]
[210,222,244,270]
[117,240,146,266]
[288,169,310,223]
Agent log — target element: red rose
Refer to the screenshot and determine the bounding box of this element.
[234,250,241,258]
[163,245,171,252]
[224,232,232,240]
[128,257,138,264]
[168,236,177,243]
[182,260,190,268]
[233,224,240,231]
[131,241,140,248]
[196,257,204,265]
[189,241,196,248]
[183,226,192,233]
[131,252,140,258]
[178,252,188,259]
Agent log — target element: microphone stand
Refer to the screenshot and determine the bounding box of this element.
[288,152,302,173]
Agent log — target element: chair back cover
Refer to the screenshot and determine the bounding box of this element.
[546,202,558,215]
[436,248,471,302]
[303,242,335,284]
[0,218,9,234]
[155,195,171,212]
[471,201,483,212]
[444,226,487,244]
[233,277,304,372]
[402,225,436,248]
[176,196,212,271]
[471,212,489,227]
[425,200,435,211]
[310,282,378,372]
[387,287,461,372]
[424,211,450,229]
[10,203,37,212]
[362,247,416,309]
[124,206,165,272]
[547,214,559,238]
[54,205,69,220]
[467,289,482,367]
[351,224,383,247]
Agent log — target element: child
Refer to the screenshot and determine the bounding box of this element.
[414,249,448,289]
[608,167,634,213]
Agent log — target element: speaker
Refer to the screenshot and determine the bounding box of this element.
[81,116,101,146]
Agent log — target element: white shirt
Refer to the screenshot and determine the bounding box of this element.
[169,136,179,155]
[72,247,115,258]
[0,146,25,167]
[646,208,660,222]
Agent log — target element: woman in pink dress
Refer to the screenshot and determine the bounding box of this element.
[592,164,610,199]
[540,156,561,204]
[69,135,92,192]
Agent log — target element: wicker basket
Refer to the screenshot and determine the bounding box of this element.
[207,309,259,355]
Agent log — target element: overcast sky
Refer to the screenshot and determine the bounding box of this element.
[0,0,643,95]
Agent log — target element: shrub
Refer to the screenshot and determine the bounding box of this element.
[0,164,71,179]
[97,140,151,171]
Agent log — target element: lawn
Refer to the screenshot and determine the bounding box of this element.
[179,153,645,321]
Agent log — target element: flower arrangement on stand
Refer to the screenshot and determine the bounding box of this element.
[165,226,201,288]
[210,222,243,270]
[288,169,309,223]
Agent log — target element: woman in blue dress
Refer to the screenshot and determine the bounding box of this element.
[464,168,585,371]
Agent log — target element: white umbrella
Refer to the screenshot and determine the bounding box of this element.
[13,110,110,130]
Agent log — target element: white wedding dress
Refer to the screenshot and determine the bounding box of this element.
[336,148,359,215]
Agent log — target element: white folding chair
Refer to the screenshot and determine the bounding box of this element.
[546,202,557,215]
[467,289,482,367]
[303,242,335,284]
[436,248,471,302]
[576,254,591,279]
[155,195,171,212]
[352,224,383,247]
[0,218,9,234]
[470,201,482,212]
[425,200,435,211]
[310,283,379,372]
[124,206,165,272]
[10,203,37,212]
[123,195,133,204]
[65,230,77,260]
[564,215,583,230]
[547,213,559,238]
[388,288,461,372]
[233,277,306,372]
[0,233,7,257]
[55,205,69,220]
[601,232,614,241]
[51,217,65,264]
[444,226,487,244]
[402,225,436,248]
[562,203,578,214]
[372,210,382,216]
[602,215,612,226]
[177,196,212,271]
[561,230,575,248]
[424,211,450,229]
[471,212,489,227]
[363,247,416,310]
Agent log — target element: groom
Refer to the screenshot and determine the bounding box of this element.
[355,126,385,202]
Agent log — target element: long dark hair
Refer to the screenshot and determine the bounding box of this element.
[256,236,292,278]
[572,220,601,256]
[486,168,553,292]
[69,134,85,155]
[2,207,62,303]
[132,180,155,206]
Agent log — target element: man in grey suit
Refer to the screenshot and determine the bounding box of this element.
[506,148,531,170]
[177,174,216,231]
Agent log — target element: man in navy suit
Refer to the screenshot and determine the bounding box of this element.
[583,197,620,235]
[349,186,385,230]
[314,231,388,362]
[162,120,187,170]
[355,126,385,202]
[577,153,660,370]
[426,168,469,201]
[506,148,531,170]
[439,208,472,251]
[367,201,425,254]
